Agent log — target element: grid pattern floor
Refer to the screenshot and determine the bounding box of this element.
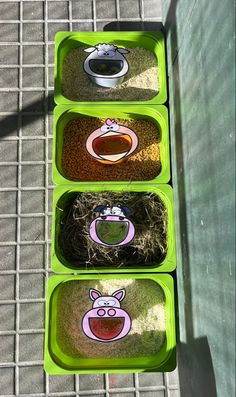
[0,0,179,395]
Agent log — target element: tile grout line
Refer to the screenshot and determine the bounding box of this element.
[116,0,120,21]
[0,212,52,218]
[0,88,53,92]
[68,0,73,32]
[0,187,54,192]
[0,241,52,247]
[0,137,53,141]
[44,0,50,395]
[139,0,145,31]
[0,161,52,165]
[104,373,110,397]
[0,329,45,336]
[0,387,177,397]
[0,65,54,68]
[0,269,52,275]
[0,17,162,23]
[0,111,54,115]
[67,4,79,395]
[134,373,140,397]
[0,298,46,305]
[15,1,23,395]
[165,372,171,397]
[92,0,97,32]
[75,374,80,396]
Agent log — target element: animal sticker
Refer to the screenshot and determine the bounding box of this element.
[83,43,129,87]
[86,118,139,164]
[89,204,135,247]
[82,288,131,342]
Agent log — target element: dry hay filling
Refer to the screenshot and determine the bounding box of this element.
[58,191,168,268]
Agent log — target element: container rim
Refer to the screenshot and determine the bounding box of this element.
[51,183,176,274]
[52,104,171,185]
[54,31,167,105]
[44,273,176,374]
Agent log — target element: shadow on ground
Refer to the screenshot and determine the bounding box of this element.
[0,93,55,138]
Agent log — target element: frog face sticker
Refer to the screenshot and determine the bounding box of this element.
[82,288,131,342]
[86,119,139,164]
[89,204,135,247]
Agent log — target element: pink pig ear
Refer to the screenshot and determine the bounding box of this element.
[112,289,126,301]
[89,288,102,301]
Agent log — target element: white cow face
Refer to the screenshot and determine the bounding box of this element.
[96,44,116,58]
[83,43,129,83]
[84,43,129,58]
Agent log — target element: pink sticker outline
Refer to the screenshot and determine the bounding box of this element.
[82,288,132,343]
[88,204,135,247]
[85,118,139,163]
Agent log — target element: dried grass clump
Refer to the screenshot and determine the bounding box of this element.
[61,117,161,181]
[62,47,158,101]
[56,279,166,359]
[59,191,167,268]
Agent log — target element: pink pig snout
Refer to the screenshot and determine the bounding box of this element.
[97,308,116,316]
[82,306,131,342]
[88,307,126,318]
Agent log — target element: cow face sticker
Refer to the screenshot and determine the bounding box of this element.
[89,204,135,247]
[82,288,131,342]
[86,119,139,164]
[83,43,129,88]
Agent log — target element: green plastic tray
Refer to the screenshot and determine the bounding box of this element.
[52,104,170,185]
[51,183,176,273]
[44,273,176,374]
[54,31,167,105]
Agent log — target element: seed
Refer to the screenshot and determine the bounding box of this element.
[62,47,159,101]
[61,118,161,181]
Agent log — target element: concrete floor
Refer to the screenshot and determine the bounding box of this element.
[0,0,179,395]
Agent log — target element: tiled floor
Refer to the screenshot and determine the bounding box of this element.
[0,0,179,395]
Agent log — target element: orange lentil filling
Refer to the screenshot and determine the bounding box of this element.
[61,118,161,181]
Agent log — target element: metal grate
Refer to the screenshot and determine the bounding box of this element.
[0,0,179,395]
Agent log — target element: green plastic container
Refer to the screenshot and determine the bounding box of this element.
[51,183,176,273]
[53,104,170,185]
[54,31,167,105]
[44,273,176,374]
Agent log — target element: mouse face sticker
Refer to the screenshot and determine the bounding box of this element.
[89,204,135,247]
[82,288,131,342]
[86,119,139,164]
[83,43,129,88]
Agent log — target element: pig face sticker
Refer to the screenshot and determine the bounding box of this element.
[89,204,135,247]
[86,119,139,164]
[82,288,131,342]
